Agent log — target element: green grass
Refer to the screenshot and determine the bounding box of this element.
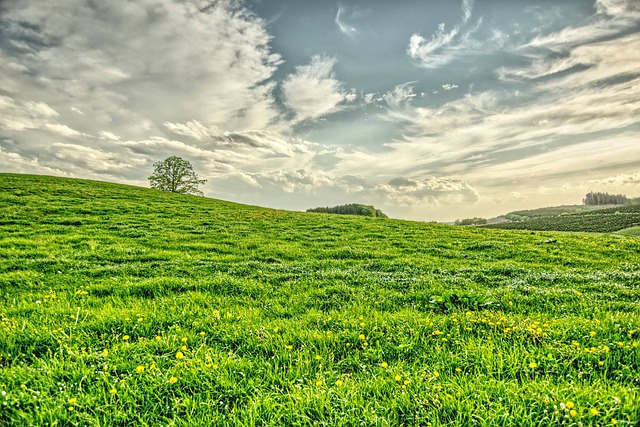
[1,173,639,426]
[614,227,640,238]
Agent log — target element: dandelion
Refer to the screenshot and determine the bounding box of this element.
[590,331,596,337]
[122,335,130,341]
[103,349,109,357]
[335,379,343,387]
[180,345,187,351]
[529,362,538,369]
[569,410,577,417]
[315,380,322,386]
[590,408,599,416]
[315,355,321,360]
[359,334,365,340]
[273,327,279,333]
[395,375,402,382]
[455,368,462,373]
[199,331,205,337]
[611,419,618,425]
[68,398,77,404]
[109,388,117,395]
[381,362,388,368]
[181,337,188,343]
[169,377,178,384]
[285,345,293,350]
[135,365,144,374]
[176,351,185,360]
[137,317,143,323]
[565,401,574,410]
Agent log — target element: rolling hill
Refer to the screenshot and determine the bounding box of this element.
[1,173,639,426]
[485,203,640,233]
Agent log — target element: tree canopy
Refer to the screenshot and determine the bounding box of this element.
[307,204,388,218]
[583,191,629,206]
[148,156,206,196]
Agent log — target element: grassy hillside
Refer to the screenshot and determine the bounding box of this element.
[1,173,639,426]
[486,203,640,233]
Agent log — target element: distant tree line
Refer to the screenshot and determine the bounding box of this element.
[307,204,388,218]
[454,217,487,226]
[583,191,631,206]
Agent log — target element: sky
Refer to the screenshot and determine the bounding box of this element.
[1,0,639,222]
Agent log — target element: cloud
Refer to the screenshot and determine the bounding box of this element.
[164,120,221,142]
[589,171,640,187]
[407,0,481,69]
[376,177,479,206]
[335,6,357,36]
[281,55,348,123]
[524,0,640,53]
[0,0,284,144]
[382,83,417,110]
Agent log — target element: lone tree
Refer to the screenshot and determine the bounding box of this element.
[148,156,207,196]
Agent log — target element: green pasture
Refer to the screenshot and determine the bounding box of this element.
[1,174,639,426]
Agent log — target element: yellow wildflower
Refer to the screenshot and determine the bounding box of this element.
[169,377,178,384]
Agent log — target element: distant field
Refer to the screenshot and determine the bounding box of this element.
[486,203,640,233]
[1,174,639,426]
[614,226,640,237]
[503,205,611,221]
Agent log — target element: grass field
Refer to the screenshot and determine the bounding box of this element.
[486,203,640,233]
[1,173,639,426]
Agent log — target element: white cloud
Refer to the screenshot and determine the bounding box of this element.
[281,55,348,123]
[589,171,640,186]
[407,0,481,69]
[376,177,479,206]
[164,121,221,141]
[383,83,417,110]
[335,6,357,36]
[45,123,85,138]
[0,0,284,142]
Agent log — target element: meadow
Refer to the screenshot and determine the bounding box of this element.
[1,173,639,426]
